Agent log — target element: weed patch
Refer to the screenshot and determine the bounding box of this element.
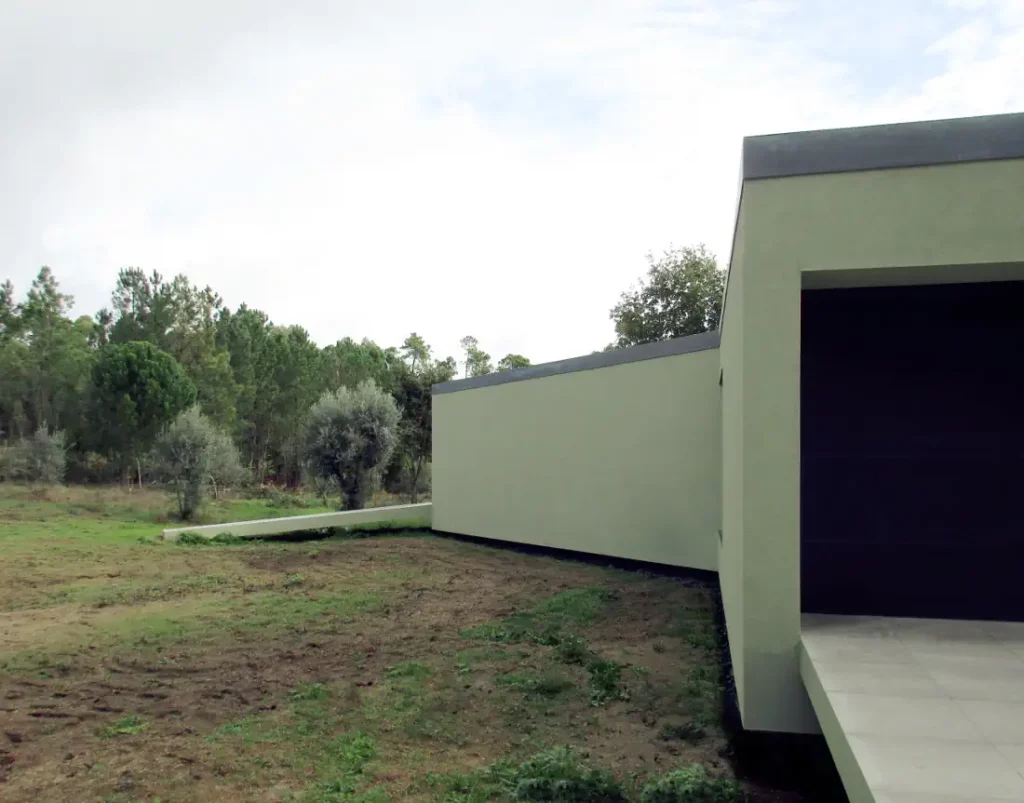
[499,670,575,698]
[639,765,744,803]
[431,747,624,802]
[99,714,147,739]
[587,657,629,706]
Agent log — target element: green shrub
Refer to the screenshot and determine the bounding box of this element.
[640,765,743,803]
[510,747,624,801]
[11,427,66,484]
[587,658,628,706]
[555,635,592,666]
[0,444,23,482]
[152,407,245,519]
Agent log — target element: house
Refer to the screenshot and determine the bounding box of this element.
[432,111,1024,803]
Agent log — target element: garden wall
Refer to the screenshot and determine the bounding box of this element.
[431,332,721,571]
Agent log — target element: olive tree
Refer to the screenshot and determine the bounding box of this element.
[305,379,401,510]
[152,407,246,519]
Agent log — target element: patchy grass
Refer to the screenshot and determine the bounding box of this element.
[98,714,148,739]
[0,483,776,803]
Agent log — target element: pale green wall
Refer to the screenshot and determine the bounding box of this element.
[433,347,722,571]
[719,200,746,716]
[721,157,1024,733]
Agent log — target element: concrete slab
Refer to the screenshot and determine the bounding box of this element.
[162,502,432,540]
[801,614,1024,803]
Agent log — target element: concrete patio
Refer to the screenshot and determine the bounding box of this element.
[800,614,1024,802]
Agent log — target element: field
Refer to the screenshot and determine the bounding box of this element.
[0,485,782,803]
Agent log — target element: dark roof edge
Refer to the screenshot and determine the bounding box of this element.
[742,111,1024,181]
[432,330,720,395]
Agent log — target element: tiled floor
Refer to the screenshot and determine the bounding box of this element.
[801,614,1024,803]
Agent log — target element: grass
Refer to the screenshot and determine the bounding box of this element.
[0,483,759,803]
[98,714,148,739]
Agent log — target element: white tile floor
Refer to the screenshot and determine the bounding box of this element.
[802,614,1024,803]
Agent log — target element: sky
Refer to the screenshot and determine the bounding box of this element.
[2,1,1022,366]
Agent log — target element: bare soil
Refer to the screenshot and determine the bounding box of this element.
[0,485,810,802]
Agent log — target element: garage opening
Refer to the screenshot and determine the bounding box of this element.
[801,280,1024,620]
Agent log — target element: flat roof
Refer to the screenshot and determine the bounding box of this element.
[433,330,720,395]
[742,111,1024,180]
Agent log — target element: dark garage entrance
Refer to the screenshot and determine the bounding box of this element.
[801,280,1024,621]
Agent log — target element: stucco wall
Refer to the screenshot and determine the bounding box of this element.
[432,342,722,571]
[722,156,1024,734]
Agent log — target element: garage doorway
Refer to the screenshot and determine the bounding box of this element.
[801,280,1024,620]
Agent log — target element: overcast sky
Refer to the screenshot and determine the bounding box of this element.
[2,1,1022,364]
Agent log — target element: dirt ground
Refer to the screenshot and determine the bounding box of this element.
[0,486,802,802]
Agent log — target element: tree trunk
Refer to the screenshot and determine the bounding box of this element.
[136,457,143,489]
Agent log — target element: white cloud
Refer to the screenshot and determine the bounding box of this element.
[1,0,1022,366]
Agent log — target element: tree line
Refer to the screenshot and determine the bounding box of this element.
[0,245,723,508]
[0,267,533,495]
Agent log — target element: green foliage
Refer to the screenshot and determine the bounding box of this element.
[99,714,148,738]
[499,670,575,697]
[400,332,432,371]
[0,444,20,481]
[393,359,455,502]
[610,245,724,348]
[510,747,624,802]
[109,269,238,428]
[497,353,531,372]
[586,658,628,706]
[554,635,592,665]
[152,407,245,519]
[430,748,624,803]
[639,765,743,803]
[0,269,95,443]
[305,380,401,510]
[91,340,197,475]
[291,682,330,702]
[174,532,247,546]
[459,335,493,378]
[0,264,516,493]
[10,427,66,484]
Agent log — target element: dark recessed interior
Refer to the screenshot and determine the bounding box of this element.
[801,281,1024,620]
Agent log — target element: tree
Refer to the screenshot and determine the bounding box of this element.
[305,380,401,510]
[400,332,431,371]
[609,245,724,348]
[497,354,531,372]
[109,269,237,429]
[91,341,197,483]
[322,337,406,396]
[459,335,493,378]
[394,359,457,502]
[152,407,242,518]
[16,268,95,435]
